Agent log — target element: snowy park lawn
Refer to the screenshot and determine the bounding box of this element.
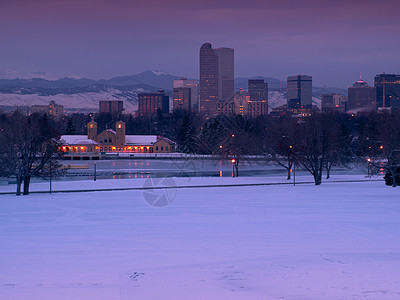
[1,178,400,299]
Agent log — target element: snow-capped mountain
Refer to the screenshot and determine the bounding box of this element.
[0,69,61,80]
[0,70,341,113]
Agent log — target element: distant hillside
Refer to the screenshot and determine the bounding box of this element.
[0,69,346,112]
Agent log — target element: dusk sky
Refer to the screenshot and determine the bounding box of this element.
[1,0,400,87]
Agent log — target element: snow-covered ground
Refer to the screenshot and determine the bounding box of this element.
[1,177,400,299]
[0,90,138,113]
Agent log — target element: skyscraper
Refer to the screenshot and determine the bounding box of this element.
[173,78,199,112]
[287,75,312,110]
[374,73,400,109]
[248,79,268,116]
[347,80,376,113]
[173,87,191,112]
[214,47,234,102]
[199,43,219,115]
[199,42,234,116]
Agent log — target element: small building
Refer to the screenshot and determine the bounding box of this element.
[32,101,64,120]
[99,100,124,114]
[321,94,347,113]
[217,90,267,117]
[60,121,176,156]
[59,135,100,159]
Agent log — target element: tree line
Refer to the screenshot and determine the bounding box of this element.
[1,109,400,196]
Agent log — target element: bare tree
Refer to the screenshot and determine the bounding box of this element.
[297,113,338,185]
[365,111,400,187]
[0,112,63,195]
[266,118,299,180]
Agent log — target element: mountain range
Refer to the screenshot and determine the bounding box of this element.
[0,70,346,113]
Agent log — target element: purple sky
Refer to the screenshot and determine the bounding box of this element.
[1,0,400,87]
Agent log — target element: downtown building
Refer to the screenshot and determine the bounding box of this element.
[287,75,312,114]
[199,42,234,116]
[248,79,268,116]
[173,78,199,112]
[347,80,376,114]
[374,73,400,109]
[321,94,347,113]
[32,100,64,120]
[173,87,192,112]
[99,100,124,114]
[137,90,170,117]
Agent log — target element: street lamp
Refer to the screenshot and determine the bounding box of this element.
[367,158,371,176]
[231,158,236,177]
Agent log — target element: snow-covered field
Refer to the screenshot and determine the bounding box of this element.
[1,177,400,299]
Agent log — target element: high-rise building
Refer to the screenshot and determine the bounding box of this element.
[248,79,268,102]
[287,75,312,110]
[99,100,124,114]
[138,90,170,116]
[248,79,268,116]
[173,78,199,112]
[321,94,347,113]
[347,80,376,113]
[374,73,400,109]
[200,43,219,115]
[173,87,191,112]
[214,47,234,102]
[199,42,234,116]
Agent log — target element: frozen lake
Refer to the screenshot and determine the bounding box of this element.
[0,177,399,299]
[60,158,368,181]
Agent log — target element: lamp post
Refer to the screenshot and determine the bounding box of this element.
[94,162,97,181]
[49,162,52,194]
[231,158,236,177]
[293,161,296,186]
[367,158,371,176]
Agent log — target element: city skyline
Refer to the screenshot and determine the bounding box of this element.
[1,0,400,88]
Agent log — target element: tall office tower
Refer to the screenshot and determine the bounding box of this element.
[248,79,268,101]
[200,43,219,115]
[99,100,124,114]
[287,75,312,110]
[347,80,376,113]
[173,78,199,112]
[374,73,400,109]
[248,79,268,115]
[214,47,234,102]
[321,94,347,113]
[173,87,191,112]
[199,42,234,115]
[138,90,170,116]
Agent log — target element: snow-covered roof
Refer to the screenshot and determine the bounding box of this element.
[60,135,99,145]
[158,136,176,145]
[125,135,158,146]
